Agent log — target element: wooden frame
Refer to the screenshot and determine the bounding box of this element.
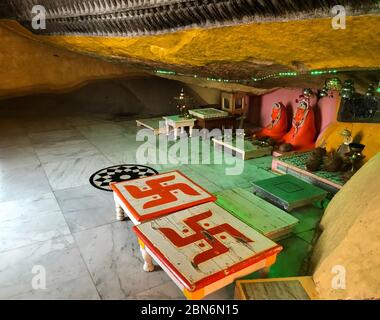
[221,92,234,114]
[221,92,249,115]
[235,276,319,300]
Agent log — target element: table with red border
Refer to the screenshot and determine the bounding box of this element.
[110,170,282,299]
[134,202,282,299]
[110,170,216,224]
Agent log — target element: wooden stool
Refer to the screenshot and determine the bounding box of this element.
[133,202,282,299]
[162,115,196,139]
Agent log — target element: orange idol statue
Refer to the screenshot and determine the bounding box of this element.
[255,102,288,140]
[281,97,316,151]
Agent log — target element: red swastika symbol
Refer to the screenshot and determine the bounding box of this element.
[124,175,200,209]
[158,210,253,268]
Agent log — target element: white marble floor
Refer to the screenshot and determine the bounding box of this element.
[1,104,267,300]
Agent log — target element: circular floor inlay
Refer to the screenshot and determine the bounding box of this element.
[89,164,158,192]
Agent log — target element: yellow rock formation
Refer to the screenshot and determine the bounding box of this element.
[36,16,380,71]
[312,152,380,299]
[0,20,144,98]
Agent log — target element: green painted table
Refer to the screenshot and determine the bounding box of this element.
[188,108,229,119]
[216,188,299,240]
[252,174,328,211]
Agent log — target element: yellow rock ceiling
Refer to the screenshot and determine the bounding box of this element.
[34,15,380,73]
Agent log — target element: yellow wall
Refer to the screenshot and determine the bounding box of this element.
[317,97,380,161]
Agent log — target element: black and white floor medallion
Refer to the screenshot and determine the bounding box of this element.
[89,164,159,192]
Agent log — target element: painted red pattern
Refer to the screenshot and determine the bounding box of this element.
[124,174,201,209]
[111,170,217,222]
[158,210,253,267]
[134,224,282,291]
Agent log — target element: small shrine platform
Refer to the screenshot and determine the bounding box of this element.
[213,137,273,160]
[272,152,346,194]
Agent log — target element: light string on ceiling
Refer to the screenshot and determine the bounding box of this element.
[155,68,340,84]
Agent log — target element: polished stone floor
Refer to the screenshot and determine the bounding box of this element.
[0,102,316,300]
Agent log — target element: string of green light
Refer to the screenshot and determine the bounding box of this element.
[154,69,339,83]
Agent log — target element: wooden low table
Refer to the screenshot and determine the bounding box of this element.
[216,188,299,240]
[213,137,273,160]
[133,202,282,299]
[163,115,196,139]
[235,276,318,300]
[136,117,166,135]
[110,170,216,272]
[252,174,328,211]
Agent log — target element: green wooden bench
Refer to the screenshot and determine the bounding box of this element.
[216,188,299,240]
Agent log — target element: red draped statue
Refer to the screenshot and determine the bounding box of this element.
[254,102,288,140]
[281,96,316,151]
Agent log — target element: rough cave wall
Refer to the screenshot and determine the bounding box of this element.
[67,77,221,117]
[0,20,220,116]
[0,76,220,119]
[311,153,380,299]
[185,84,221,106]
[0,20,142,99]
[120,79,221,116]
